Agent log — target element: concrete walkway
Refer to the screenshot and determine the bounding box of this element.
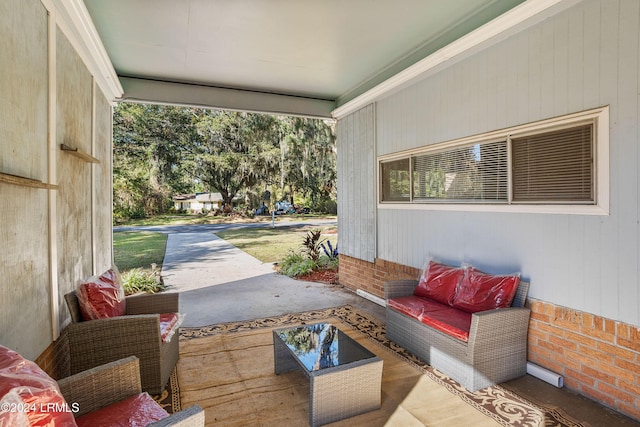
[161,230,384,327]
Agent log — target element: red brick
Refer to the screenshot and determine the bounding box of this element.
[565,349,598,369]
[536,322,567,337]
[593,315,605,330]
[549,335,578,351]
[582,365,616,385]
[619,338,640,353]
[530,311,551,323]
[598,362,635,384]
[604,318,616,335]
[564,367,596,387]
[563,376,583,391]
[541,358,564,375]
[597,382,636,404]
[528,346,552,361]
[565,330,597,348]
[615,358,640,375]
[538,339,566,355]
[579,345,614,365]
[617,322,630,340]
[617,402,640,422]
[581,385,617,407]
[599,341,637,361]
[583,327,616,343]
[528,328,548,342]
[581,312,594,328]
[618,379,640,396]
[556,352,580,371]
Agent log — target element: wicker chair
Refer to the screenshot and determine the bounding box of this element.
[58,356,203,426]
[64,291,180,395]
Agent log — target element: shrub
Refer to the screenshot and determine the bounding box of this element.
[279,251,317,277]
[122,268,163,295]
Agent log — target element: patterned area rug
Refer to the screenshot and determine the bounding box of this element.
[158,305,584,426]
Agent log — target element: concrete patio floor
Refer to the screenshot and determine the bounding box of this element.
[160,226,638,427]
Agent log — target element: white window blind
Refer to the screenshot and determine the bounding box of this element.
[412,141,508,202]
[511,124,593,203]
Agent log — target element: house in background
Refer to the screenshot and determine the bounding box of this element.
[2,0,640,421]
[173,193,234,213]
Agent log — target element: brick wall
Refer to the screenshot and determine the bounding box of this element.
[34,332,70,381]
[528,299,640,420]
[340,254,640,421]
[339,254,420,298]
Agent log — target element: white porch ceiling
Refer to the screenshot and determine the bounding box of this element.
[81,0,529,117]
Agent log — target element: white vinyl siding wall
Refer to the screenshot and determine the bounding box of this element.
[340,0,640,326]
[337,104,376,262]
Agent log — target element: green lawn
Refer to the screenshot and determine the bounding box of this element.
[118,213,333,227]
[216,225,338,263]
[113,231,168,272]
[112,219,338,269]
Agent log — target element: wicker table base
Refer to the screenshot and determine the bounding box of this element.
[273,323,383,427]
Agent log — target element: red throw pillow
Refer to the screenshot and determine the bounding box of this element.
[413,261,465,305]
[451,267,520,313]
[0,345,78,427]
[77,267,126,320]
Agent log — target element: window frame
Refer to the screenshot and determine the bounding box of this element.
[377,106,609,215]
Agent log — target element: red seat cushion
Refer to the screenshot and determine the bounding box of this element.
[413,261,464,305]
[418,303,472,342]
[77,267,126,320]
[0,345,78,427]
[388,296,472,342]
[387,296,442,319]
[451,267,520,313]
[75,392,168,427]
[159,313,183,343]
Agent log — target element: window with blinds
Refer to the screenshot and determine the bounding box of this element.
[511,124,593,203]
[412,142,508,202]
[379,108,605,210]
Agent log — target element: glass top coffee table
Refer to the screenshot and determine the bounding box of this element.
[273,322,383,427]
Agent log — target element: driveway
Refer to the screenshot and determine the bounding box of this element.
[114,217,384,327]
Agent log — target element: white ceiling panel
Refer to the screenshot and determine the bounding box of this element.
[82,0,526,116]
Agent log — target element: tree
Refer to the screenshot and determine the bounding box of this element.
[111,103,338,221]
[194,111,281,208]
[113,103,196,219]
[279,117,336,212]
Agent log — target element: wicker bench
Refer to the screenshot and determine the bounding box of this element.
[385,277,530,391]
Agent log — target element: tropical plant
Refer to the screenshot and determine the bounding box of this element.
[320,240,338,259]
[301,229,325,262]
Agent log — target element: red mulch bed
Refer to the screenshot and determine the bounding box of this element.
[296,268,339,285]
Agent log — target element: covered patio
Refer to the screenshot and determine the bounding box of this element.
[3,0,640,424]
[160,222,632,425]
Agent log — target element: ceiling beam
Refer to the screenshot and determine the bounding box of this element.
[118,77,335,119]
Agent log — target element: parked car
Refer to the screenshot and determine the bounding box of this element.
[254,204,269,215]
[274,201,292,215]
